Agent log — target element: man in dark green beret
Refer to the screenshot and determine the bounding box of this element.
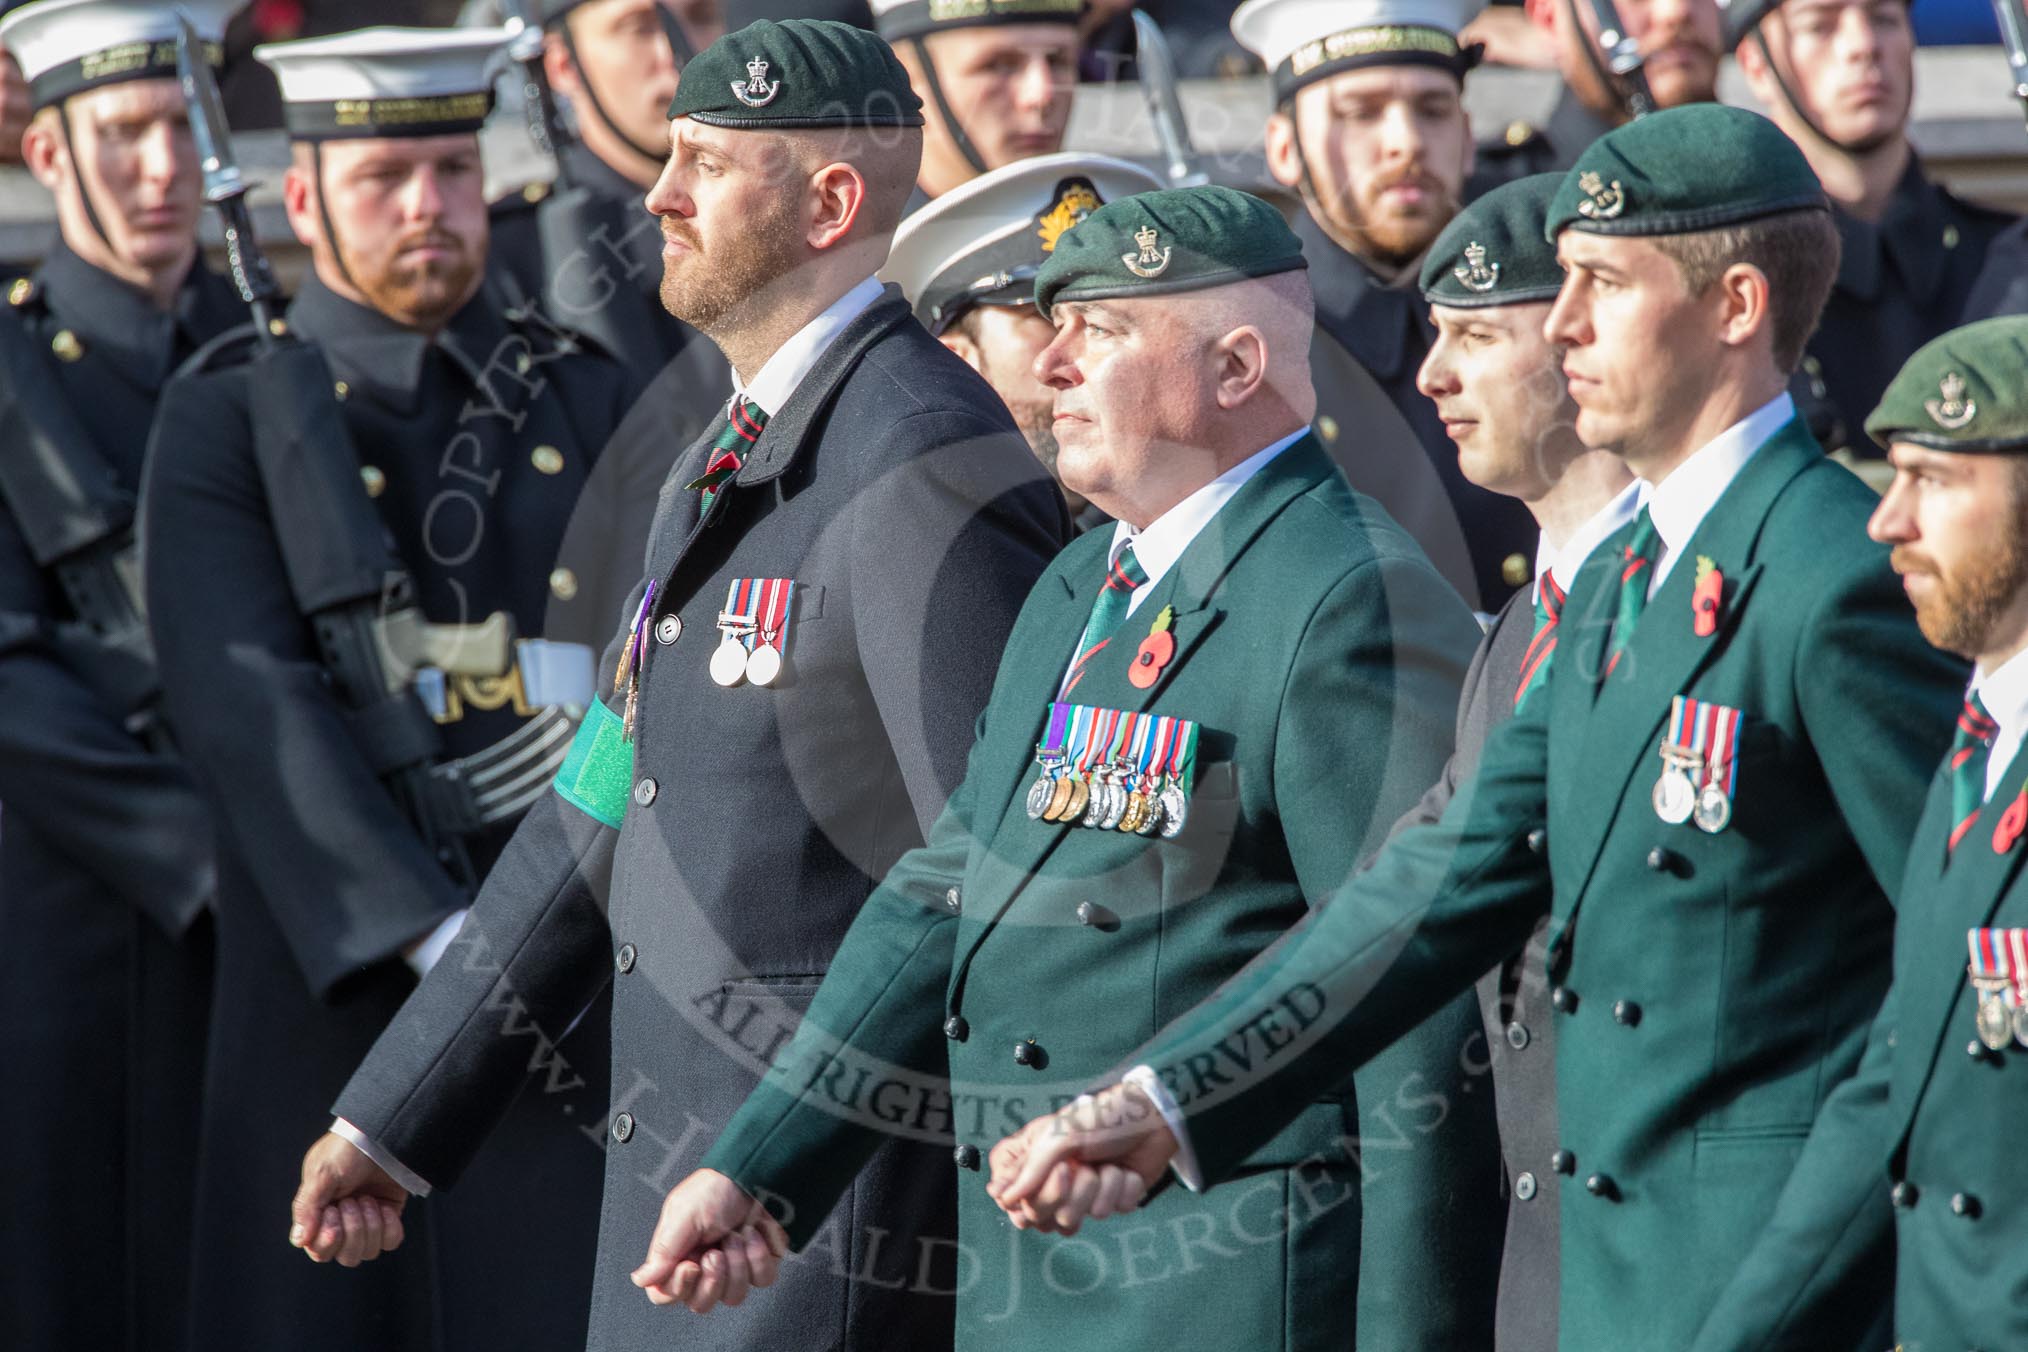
[626,182,1507,1350]
[288,18,1070,1352]
[1228,0,1541,615]
[1728,0,2016,454]
[1468,0,1721,194]
[1408,170,1637,1352]
[1683,315,2028,1352]
[986,104,1968,1352]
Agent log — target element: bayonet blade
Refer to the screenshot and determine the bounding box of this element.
[175,9,243,204]
[1132,10,1209,188]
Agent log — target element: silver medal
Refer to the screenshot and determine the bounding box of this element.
[1099,765,1131,830]
[745,643,783,687]
[1978,989,2014,1051]
[1080,769,1111,828]
[710,637,749,687]
[1652,766,1697,825]
[1693,783,1732,834]
[1159,779,1188,838]
[2011,1000,2028,1050]
[1025,774,1056,820]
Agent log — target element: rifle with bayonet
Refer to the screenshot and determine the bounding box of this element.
[1580,0,1656,118]
[1992,0,2028,131]
[176,10,519,893]
[1132,10,1210,188]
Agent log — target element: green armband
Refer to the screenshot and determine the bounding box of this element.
[552,699,634,828]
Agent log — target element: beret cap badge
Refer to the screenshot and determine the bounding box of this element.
[1123,224,1174,279]
[1454,241,1500,293]
[1926,371,1977,430]
[731,54,781,107]
[1576,171,1626,221]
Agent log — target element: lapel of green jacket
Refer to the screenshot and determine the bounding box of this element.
[1891,740,2028,1143]
[951,436,1334,963]
[1550,418,1815,917]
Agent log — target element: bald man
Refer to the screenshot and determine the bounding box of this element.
[627,184,1503,1352]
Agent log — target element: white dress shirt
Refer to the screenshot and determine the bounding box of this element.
[1639,392,1795,595]
[1533,480,1643,604]
[1973,648,2028,802]
[1141,404,1795,1191]
[334,274,890,1196]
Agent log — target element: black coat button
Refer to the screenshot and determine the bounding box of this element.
[634,777,658,807]
[1013,1040,1039,1067]
[945,887,962,914]
[1951,1192,1980,1219]
[954,1144,981,1171]
[944,1015,968,1041]
[1585,1173,1618,1200]
[1526,828,1547,856]
[1506,1021,1530,1050]
[1968,1040,1994,1062]
[1891,1181,1919,1209]
[1551,986,1578,1014]
[1552,1149,1576,1175]
[1646,847,1680,873]
[612,1112,635,1144]
[1514,1171,1538,1201]
[1612,1000,1641,1027]
[1076,901,1098,926]
[615,943,637,974]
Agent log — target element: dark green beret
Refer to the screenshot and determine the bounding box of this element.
[669,18,924,129]
[871,0,1082,43]
[1034,185,1306,317]
[1864,316,2028,454]
[1421,173,1564,308]
[1723,0,1913,51]
[1544,105,1825,241]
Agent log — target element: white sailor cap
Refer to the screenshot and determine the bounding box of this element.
[1230,0,1485,103]
[867,0,1082,43]
[881,151,1163,334]
[255,26,512,141]
[0,0,243,111]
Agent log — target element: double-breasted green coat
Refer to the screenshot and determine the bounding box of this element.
[702,434,1509,1350]
[1116,420,1967,1351]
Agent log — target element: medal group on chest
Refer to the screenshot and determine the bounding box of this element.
[1652,695,1742,835]
[1026,702,1199,839]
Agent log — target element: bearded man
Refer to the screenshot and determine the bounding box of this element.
[1232,0,1538,612]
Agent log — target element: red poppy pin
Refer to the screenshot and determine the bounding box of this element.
[1129,605,1176,689]
[1692,556,1724,638]
[1995,787,2028,854]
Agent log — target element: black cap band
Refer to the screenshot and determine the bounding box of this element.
[282,91,496,141]
[1270,24,1478,103]
[874,0,1081,41]
[29,38,222,110]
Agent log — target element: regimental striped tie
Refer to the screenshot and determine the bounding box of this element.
[693,394,769,516]
[1060,542,1148,698]
[1948,692,2000,859]
[1513,570,1567,711]
[1603,507,1662,681]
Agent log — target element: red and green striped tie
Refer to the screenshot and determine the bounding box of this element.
[1060,542,1147,697]
[691,394,769,515]
[1948,692,1999,859]
[1513,570,1566,711]
[1604,507,1662,680]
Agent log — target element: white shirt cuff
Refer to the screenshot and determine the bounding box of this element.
[404,909,468,977]
[331,1117,433,1197]
[1124,1065,1204,1192]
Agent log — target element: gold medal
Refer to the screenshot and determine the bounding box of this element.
[1134,781,1164,836]
[1043,775,1079,822]
[1062,774,1092,823]
[1117,793,1147,834]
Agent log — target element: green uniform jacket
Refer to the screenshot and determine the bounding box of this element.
[1116,419,1967,1352]
[703,435,1508,1349]
[1690,736,2028,1351]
